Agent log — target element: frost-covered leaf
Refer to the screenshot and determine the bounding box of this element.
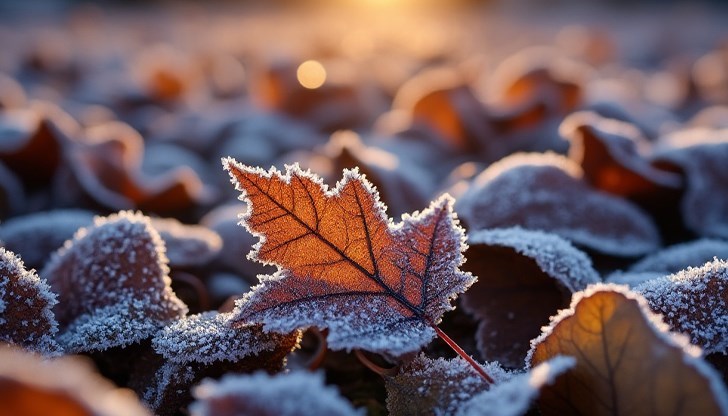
[136,311,300,415]
[652,133,728,239]
[461,227,599,367]
[529,284,728,416]
[0,347,150,416]
[224,160,475,356]
[628,239,728,275]
[189,371,363,416]
[41,211,188,352]
[563,111,682,197]
[0,209,94,270]
[153,311,299,366]
[149,217,222,268]
[456,356,575,416]
[385,354,506,416]
[456,153,661,257]
[636,258,728,354]
[0,248,60,355]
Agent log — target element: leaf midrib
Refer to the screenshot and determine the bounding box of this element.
[242,173,428,317]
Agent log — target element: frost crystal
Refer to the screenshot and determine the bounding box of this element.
[385,354,507,416]
[467,227,599,292]
[41,211,188,352]
[636,258,728,354]
[0,247,61,356]
[153,311,299,365]
[457,152,661,257]
[189,371,363,416]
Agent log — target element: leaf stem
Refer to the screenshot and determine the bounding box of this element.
[430,322,494,384]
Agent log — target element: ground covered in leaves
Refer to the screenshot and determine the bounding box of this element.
[1,2,728,415]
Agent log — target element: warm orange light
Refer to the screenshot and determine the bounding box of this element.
[297,60,327,89]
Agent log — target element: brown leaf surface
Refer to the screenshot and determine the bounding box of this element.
[563,111,682,198]
[224,160,474,355]
[529,285,728,416]
[60,122,211,215]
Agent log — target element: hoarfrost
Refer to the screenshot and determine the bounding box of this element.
[636,258,728,354]
[457,152,661,257]
[385,354,508,416]
[225,161,475,356]
[41,211,188,352]
[189,371,363,416]
[0,247,61,356]
[467,227,599,292]
[153,311,299,365]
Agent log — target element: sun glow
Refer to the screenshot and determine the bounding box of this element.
[297,60,327,89]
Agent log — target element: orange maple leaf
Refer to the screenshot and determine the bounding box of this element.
[224,159,476,357]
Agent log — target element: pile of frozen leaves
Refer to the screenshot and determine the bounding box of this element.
[2,6,728,416]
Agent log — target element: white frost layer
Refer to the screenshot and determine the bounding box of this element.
[41,211,188,352]
[457,356,576,416]
[386,354,508,416]
[457,152,661,257]
[468,227,600,292]
[636,258,728,354]
[0,247,61,356]
[153,311,297,365]
[190,371,363,416]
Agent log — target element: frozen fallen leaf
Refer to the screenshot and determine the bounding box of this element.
[0,209,94,270]
[636,258,728,354]
[461,227,600,367]
[529,284,728,416]
[457,153,661,257]
[134,311,300,415]
[385,354,506,416]
[224,160,474,356]
[41,211,188,352]
[0,248,60,355]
